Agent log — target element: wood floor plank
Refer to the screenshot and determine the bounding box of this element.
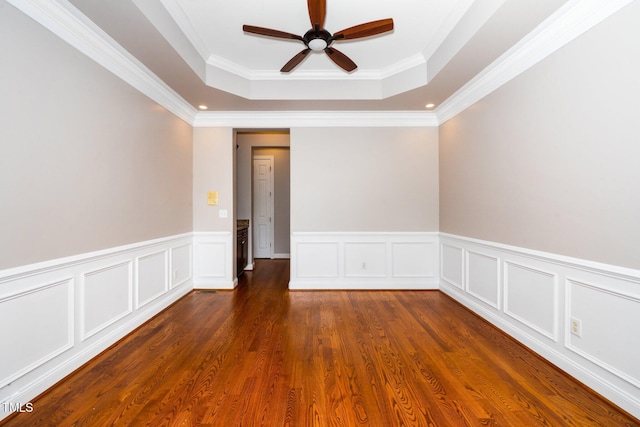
[2,259,638,426]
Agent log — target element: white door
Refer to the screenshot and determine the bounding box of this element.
[253,156,274,259]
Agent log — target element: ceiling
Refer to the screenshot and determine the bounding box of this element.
[64,0,569,112]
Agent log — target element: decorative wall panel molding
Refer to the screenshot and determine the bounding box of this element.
[440,242,464,289]
[466,250,500,309]
[193,232,236,289]
[504,260,557,341]
[0,278,73,389]
[137,251,169,309]
[0,234,193,421]
[290,232,439,290]
[439,233,640,419]
[566,278,640,389]
[81,261,132,340]
[170,244,192,289]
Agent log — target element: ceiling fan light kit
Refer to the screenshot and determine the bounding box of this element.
[243,0,394,73]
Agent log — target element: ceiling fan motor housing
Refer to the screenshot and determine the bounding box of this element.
[303,28,333,51]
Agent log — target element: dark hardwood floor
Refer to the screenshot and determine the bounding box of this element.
[2,259,638,426]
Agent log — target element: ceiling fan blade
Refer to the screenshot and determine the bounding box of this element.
[281,48,312,72]
[324,47,357,72]
[307,0,326,29]
[243,25,303,41]
[333,18,394,40]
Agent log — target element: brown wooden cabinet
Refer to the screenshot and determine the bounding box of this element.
[237,226,248,276]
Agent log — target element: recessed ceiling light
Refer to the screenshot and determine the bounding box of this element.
[425,103,435,109]
[198,105,208,110]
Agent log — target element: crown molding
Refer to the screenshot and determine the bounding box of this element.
[7,0,197,124]
[435,0,635,124]
[204,54,429,100]
[193,111,439,128]
[10,0,633,128]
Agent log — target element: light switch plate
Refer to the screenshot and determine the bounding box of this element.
[207,191,218,206]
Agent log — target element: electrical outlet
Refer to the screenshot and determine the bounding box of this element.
[361,262,367,270]
[570,317,582,337]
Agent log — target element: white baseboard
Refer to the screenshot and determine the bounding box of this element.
[0,234,194,421]
[273,253,290,259]
[439,233,640,419]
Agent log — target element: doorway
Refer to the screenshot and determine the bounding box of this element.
[252,147,290,259]
[252,155,274,258]
[235,131,290,268]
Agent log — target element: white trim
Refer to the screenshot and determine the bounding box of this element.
[193,110,439,128]
[290,232,439,290]
[273,253,290,259]
[0,232,193,283]
[8,0,633,128]
[436,0,635,123]
[439,233,640,281]
[6,0,196,124]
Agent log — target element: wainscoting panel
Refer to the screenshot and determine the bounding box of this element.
[439,233,640,419]
[137,251,169,309]
[392,242,436,278]
[296,242,339,278]
[193,232,236,289]
[0,278,73,389]
[466,250,500,309]
[567,278,640,389]
[344,243,386,278]
[171,244,192,289]
[290,232,439,290]
[441,243,464,289]
[81,261,132,340]
[0,234,193,421]
[504,261,557,340]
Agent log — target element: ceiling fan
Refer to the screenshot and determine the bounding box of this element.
[242,0,394,73]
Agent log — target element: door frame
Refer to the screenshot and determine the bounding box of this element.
[252,154,275,259]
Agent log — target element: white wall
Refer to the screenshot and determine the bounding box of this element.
[439,1,640,418]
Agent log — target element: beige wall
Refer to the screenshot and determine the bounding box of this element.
[440,1,640,269]
[193,127,235,231]
[291,127,439,232]
[0,4,193,269]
